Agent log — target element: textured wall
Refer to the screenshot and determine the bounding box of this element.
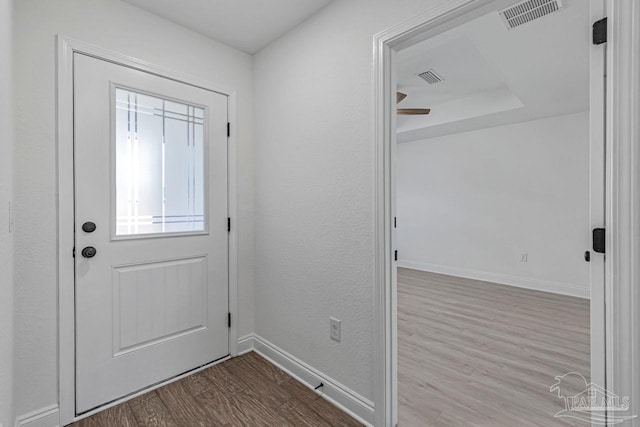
[13,0,254,417]
[0,0,13,425]
[397,112,590,297]
[253,0,440,401]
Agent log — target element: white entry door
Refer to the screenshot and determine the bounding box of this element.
[74,53,229,413]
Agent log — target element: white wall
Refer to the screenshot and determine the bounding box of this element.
[397,112,591,297]
[15,0,589,422]
[253,0,441,402]
[0,0,14,425]
[13,0,254,418]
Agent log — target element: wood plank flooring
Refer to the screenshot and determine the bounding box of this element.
[398,268,590,427]
[70,352,361,427]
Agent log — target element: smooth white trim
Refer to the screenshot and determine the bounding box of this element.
[14,405,59,427]
[56,35,240,426]
[237,334,254,355]
[373,1,611,426]
[238,334,374,426]
[398,261,590,299]
[605,0,640,422]
[227,87,239,359]
[588,0,607,397]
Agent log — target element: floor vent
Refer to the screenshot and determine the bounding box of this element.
[499,0,563,29]
[417,69,444,84]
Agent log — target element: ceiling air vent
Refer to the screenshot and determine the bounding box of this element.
[417,69,444,84]
[499,0,563,30]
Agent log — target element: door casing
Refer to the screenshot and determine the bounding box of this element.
[56,35,240,425]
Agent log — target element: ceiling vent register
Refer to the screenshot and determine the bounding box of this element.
[417,69,444,84]
[499,0,564,30]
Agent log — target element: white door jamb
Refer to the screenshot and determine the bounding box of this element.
[604,1,640,424]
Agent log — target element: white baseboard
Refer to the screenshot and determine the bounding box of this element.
[237,334,374,426]
[237,334,254,355]
[398,260,590,299]
[14,405,59,427]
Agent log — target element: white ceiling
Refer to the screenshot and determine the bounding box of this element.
[396,0,590,142]
[121,0,333,54]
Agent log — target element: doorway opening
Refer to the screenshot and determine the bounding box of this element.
[373,0,607,425]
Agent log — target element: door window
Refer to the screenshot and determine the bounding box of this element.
[114,88,206,236]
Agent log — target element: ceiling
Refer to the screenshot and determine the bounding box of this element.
[122,0,333,54]
[396,0,590,142]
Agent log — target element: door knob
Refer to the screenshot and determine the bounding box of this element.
[82,222,97,233]
[81,246,97,258]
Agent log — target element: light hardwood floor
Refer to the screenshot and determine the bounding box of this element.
[70,351,361,427]
[398,267,590,427]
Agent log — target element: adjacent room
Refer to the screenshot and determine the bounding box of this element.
[394,1,595,425]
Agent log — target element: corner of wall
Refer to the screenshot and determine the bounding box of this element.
[237,334,374,426]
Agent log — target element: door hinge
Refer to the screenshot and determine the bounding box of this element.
[394,250,398,261]
[72,247,75,258]
[593,228,605,254]
[593,17,607,45]
[227,122,230,137]
[228,312,231,328]
[228,217,231,232]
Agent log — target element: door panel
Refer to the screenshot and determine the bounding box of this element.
[74,53,229,413]
[112,257,207,355]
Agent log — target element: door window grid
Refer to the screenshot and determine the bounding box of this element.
[115,88,206,236]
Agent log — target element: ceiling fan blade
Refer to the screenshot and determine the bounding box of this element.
[397,108,431,115]
[396,92,407,104]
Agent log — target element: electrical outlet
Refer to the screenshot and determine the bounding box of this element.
[520,253,528,262]
[330,317,341,342]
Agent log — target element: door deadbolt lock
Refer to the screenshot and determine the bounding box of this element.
[82,222,97,233]
[81,246,97,258]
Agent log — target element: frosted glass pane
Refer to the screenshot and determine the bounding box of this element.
[115,88,205,236]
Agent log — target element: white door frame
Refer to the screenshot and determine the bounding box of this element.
[56,35,240,425]
[604,2,640,426]
[373,1,640,426]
